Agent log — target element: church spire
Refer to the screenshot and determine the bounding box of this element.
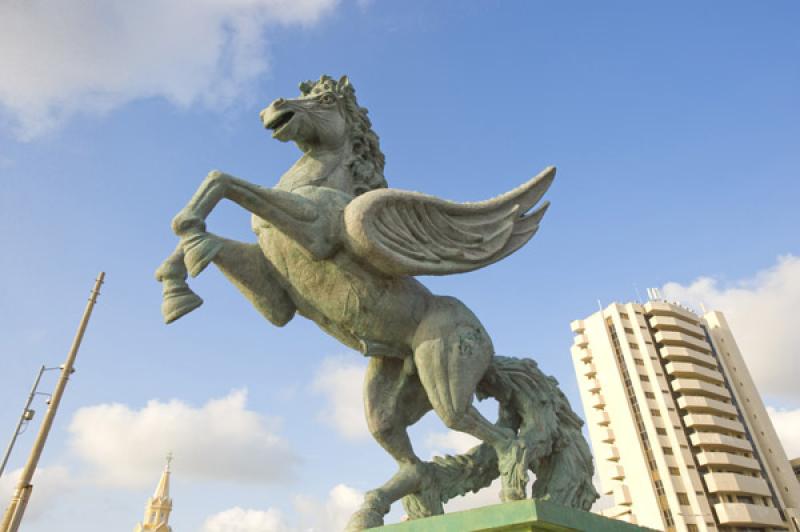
[134,454,173,532]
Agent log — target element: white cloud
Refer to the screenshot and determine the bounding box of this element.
[0,466,73,521]
[294,483,364,531]
[203,507,288,532]
[425,430,481,457]
[203,484,363,532]
[68,389,297,487]
[661,255,800,400]
[0,0,338,139]
[767,407,800,459]
[311,355,369,440]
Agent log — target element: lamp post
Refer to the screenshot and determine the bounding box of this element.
[0,365,50,479]
[0,272,104,532]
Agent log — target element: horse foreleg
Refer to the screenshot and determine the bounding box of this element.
[172,171,316,235]
[211,237,295,327]
[171,172,333,260]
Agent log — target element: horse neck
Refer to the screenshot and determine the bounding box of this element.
[277,144,355,194]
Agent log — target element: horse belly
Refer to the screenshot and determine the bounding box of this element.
[259,230,426,345]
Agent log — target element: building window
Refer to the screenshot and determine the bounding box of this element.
[669,467,680,476]
[677,492,690,505]
[663,509,675,527]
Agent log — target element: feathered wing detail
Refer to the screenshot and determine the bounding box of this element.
[344,166,555,276]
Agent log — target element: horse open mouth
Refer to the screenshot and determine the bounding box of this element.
[265,111,295,132]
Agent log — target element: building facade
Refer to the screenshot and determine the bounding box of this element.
[134,456,173,532]
[571,299,800,532]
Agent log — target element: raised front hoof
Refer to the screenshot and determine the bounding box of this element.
[161,280,203,324]
[182,232,223,278]
[344,508,384,531]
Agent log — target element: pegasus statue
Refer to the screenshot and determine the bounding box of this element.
[156,75,598,530]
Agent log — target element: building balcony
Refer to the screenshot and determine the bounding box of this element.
[583,363,597,378]
[713,502,785,528]
[596,411,611,427]
[644,301,701,323]
[683,414,745,435]
[671,378,730,401]
[677,395,737,417]
[696,451,760,473]
[658,346,718,369]
[654,330,711,353]
[571,345,592,364]
[609,464,625,480]
[587,378,601,393]
[602,505,633,519]
[570,320,585,333]
[606,446,620,462]
[704,472,771,497]
[591,393,606,409]
[648,315,706,339]
[574,333,589,348]
[600,428,615,443]
[665,361,725,385]
[613,484,632,505]
[689,432,752,453]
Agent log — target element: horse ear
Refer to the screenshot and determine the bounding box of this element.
[338,75,351,89]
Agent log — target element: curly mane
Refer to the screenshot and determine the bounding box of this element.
[299,75,387,194]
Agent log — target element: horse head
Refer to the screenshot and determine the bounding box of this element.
[260,75,387,196]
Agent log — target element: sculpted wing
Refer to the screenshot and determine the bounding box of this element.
[343,166,555,277]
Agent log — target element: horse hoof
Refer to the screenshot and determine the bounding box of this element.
[497,438,530,502]
[345,509,384,531]
[183,232,223,277]
[161,283,203,323]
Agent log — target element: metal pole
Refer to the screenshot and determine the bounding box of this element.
[0,272,104,532]
[0,366,45,479]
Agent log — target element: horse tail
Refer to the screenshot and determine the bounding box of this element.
[401,355,598,519]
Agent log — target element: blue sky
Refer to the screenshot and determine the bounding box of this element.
[1,2,799,531]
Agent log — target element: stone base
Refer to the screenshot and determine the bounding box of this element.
[371,499,656,532]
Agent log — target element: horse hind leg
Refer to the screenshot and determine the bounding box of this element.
[346,357,432,531]
[412,297,526,501]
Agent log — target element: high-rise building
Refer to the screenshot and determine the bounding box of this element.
[570,299,800,532]
[791,459,800,486]
[134,455,173,532]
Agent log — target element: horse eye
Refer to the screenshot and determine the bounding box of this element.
[321,94,334,104]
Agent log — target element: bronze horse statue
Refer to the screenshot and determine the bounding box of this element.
[156,75,597,530]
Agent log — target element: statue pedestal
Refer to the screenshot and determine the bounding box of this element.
[372,499,656,532]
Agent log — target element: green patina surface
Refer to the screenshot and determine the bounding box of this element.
[158,75,599,530]
[373,499,656,532]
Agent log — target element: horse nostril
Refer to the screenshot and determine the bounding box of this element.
[274,98,286,107]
